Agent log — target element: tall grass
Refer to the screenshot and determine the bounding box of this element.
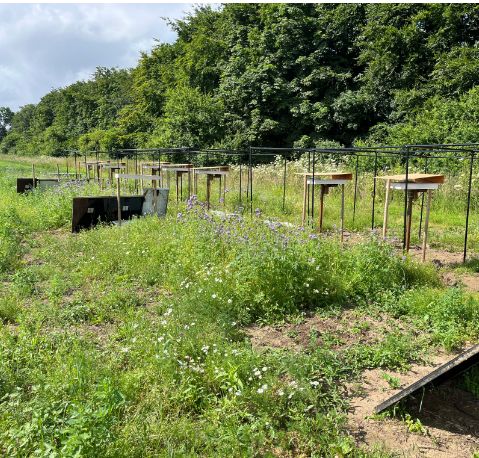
[0,155,478,455]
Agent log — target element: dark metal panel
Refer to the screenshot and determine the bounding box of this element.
[375,345,479,414]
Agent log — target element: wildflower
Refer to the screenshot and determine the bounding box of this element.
[212,294,217,299]
[121,347,130,353]
[257,384,268,394]
[227,299,232,304]
[262,367,268,372]
[310,381,320,387]
[235,390,242,396]
[277,389,284,396]
[313,289,319,294]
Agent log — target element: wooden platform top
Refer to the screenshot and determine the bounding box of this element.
[194,166,230,172]
[142,162,171,167]
[376,173,445,184]
[157,163,193,169]
[297,172,353,180]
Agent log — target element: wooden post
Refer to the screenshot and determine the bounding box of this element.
[188,169,192,198]
[194,171,198,195]
[57,164,60,180]
[319,185,325,232]
[223,174,227,207]
[405,191,414,253]
[219,175,222,203]
[32,164,36,188]
[206,174,212,210]
[176,171,180,204]
[340,184,345,243]
[382,179,391,239]
[99,165,103,190]
[152,167,157,190]
[421,190,432,262]
[302,175,307,226]
[116,175,122,226]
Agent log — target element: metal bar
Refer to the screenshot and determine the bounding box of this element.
[464,151,475,263]
[402,148,410,250]
[282,154,287,212]
[353,154,359,223]
[371,151,378,230]
[418,156,429,238]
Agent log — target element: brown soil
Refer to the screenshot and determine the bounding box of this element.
[246,315,479,457]
[246,309,409,353]
[347,355,479,457]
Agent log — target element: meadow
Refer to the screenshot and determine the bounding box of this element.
[1,155,479,456]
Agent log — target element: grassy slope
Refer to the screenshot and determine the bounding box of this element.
[0,157,479,456]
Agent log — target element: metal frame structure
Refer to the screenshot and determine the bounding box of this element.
[51,143,479,262]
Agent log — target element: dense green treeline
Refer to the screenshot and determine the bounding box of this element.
[2,3,479,155]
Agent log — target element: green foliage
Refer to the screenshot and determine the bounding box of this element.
[383,287,479,350]
[4,4,479,154]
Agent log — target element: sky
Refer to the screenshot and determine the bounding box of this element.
[0,3,196,111]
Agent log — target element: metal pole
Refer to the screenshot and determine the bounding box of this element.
[464,151,475,263]
[353,154,359,224]
[239,163,242,204]
[282,153,287,212]
[418,156,428,238]
[371,151,378,230]
[74,151,78,180]
[402,148,410,250]
[311,151,316,225]
[249,146,253,217]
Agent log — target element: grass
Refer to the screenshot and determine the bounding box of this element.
[0,155,479,456]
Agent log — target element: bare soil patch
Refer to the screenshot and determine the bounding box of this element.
[347,354,479,457]
[246,309,408,353]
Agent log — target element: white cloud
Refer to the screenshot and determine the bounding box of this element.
[0,3,196,110]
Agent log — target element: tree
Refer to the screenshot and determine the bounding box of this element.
[0,107,14,141]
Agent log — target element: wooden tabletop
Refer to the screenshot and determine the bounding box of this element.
[297,172,353,180]
[194,166,230,172]
[376,173,445,184]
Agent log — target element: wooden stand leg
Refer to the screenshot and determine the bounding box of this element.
[219,176,222,203]
[223,175,227,207]
[319,185,325,232]
[382,180,391,239]
[176,172,179,204]
[194,171,198,195]
[302,176,307,226]
[188,170,192,198]
[206,175,212,210]
[116,175,122,226]
[405,191,414,253]
[421,190,432,262]
[340,184,345,243]
[152,168,157,191]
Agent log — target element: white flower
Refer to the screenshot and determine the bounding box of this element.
[310,381,320,387]
[212,294,217,299]
[227,299,232,304]
[277,390,284,396]
[313,289,319,294]
[121,347,130,353]
[262,367,267,372]
[235,390,242,396]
